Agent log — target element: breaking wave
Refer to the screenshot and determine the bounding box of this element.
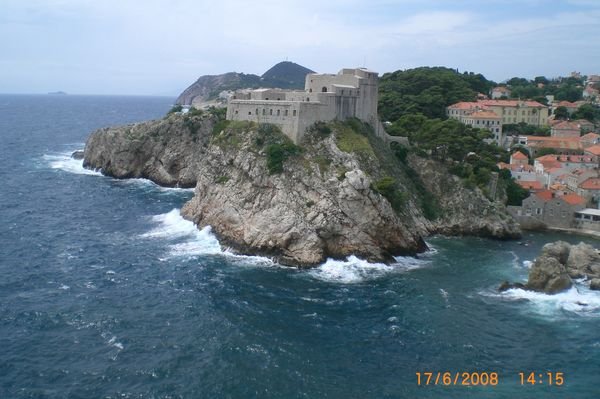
[43,150,102,176]
[489,285,600,317]
[308,254,429,284]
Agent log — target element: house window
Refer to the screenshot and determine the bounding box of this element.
[255,108,258,115]
[277,109,280,116]
[270,109,273,115]
[285,110,288,116]
[306,97,310,102]
[293,110,297,116]
[235,110,238,115]
[248,111,251,115]
[262,109,266,115]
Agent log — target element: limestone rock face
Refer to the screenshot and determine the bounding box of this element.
[566,242,600,279]
[180,133,427,266]
[83,114,521,267]
[410,157,521,239]
[83,115,210,187]
[526,255,572,294]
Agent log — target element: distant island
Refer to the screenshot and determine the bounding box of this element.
[48,91,67,95]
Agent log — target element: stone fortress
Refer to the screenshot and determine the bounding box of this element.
[226,67,398,144]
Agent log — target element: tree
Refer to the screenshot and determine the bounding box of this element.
[554,106,569,120]
[572,104,600,122]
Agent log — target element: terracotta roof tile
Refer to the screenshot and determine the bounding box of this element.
[535,190,554,201]
[512,151,528,160]
[518,180,544,190]
[579,178,600,190]
[562,193,586,205]
[584,145,600,156]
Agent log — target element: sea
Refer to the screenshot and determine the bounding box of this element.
[0,94,599,398]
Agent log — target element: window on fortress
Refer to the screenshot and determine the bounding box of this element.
[266,98,269,100]
[306,98,310,102]
[248,111,251,115]
[256,108,258,115]
[277,98,280,101]
[293,110,297,116]
[270,109,273,115]
[277,110,280,116]
[322,87,327,92]
[309,89,312,93]
[235,110,238,115]
[285,110,288,116]
[262,109,266,115]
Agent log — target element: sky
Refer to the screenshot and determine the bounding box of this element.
[1,0,599,96]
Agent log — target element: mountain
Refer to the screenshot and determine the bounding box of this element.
[175,61,315,106]
[260,61,315,89]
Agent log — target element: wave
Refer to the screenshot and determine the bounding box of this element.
[141,209,274,267]
[491,285,600,317]
[141,209,430,278]
[43,151,102,176]
[308,254,429,284]
[141,209,222,257]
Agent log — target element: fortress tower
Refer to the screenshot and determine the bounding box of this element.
[226,68,381,143]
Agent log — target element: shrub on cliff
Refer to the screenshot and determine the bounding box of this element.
[266,142,300,174]
[372,176,406,211]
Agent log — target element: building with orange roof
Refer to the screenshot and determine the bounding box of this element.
[584,145,600,159]
[447,99,549,132]
[580,132,600,148]
[517,180,544,191]
[446,102,503,145]
[518,135,582,156]
[508,189,587,229]
[562,193,586,206]
[510,151,528,165]
[578,177,600,204]
[551,121,580,138]
[554,101,579,116]
[477,99,549,127]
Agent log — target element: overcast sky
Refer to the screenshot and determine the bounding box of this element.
[1,0,599,96]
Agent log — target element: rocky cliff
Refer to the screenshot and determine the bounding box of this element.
[83,111,520,266]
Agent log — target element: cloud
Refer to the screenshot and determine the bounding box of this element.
[0,0,598,94]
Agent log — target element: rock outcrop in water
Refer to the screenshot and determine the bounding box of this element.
[83,111,520,266]
[500,241,600,294]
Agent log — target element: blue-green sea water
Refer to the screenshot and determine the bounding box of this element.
[1,94,599,398]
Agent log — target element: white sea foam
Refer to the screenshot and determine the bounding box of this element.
[43,151,102,176]
[141,209,222,257]
[141,209,275,265]
[495,285,600,317]
[308,255,429,283]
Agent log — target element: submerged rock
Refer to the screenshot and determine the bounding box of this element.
[498,281,526,292]
[590,278,600,291]
[71,150,84,160]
